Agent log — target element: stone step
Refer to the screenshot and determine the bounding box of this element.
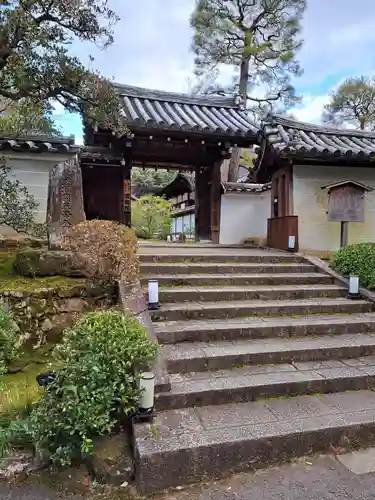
[162,333,375,373]
[155,313,375,344]
[158,284,346,303]
[155,357,375,411]
[134,389,375,493]
[140,262,316,275]
[139,252,306,264]
[141,272,333,287]
[151,298,372,322]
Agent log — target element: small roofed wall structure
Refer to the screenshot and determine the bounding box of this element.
[255,115,375,254]
[81,83,259,243]
[220,182,271,245]
[0,134,81,239]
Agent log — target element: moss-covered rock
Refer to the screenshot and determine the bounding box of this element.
[0,235,46,249]
[13,248,85,278]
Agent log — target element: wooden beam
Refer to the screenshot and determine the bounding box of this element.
[210,160,222,244]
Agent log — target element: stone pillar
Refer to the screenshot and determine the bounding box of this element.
[47,156,86,249]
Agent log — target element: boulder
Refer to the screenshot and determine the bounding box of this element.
[0,235,46,249]
[13,248,86,277]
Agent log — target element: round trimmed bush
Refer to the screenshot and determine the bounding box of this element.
[30,310,158,466]
[331,242,375,289]
[63,220,139,284]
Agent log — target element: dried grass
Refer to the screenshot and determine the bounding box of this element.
[63,220,139,285]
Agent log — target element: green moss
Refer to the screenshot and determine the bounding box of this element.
[0,251,86,292]
[1,345,58,416]
[1,365,44,415]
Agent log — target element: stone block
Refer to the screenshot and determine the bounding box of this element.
[13,248,85,277]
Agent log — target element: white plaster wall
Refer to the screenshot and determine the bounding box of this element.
[220,191,271,245]
[293,165,375,253]
[0,153,76,236]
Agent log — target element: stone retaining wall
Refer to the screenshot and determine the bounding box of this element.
[1,283,116,348]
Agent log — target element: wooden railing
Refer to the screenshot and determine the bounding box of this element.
[267,216,299,252]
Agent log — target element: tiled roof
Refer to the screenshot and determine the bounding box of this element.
[114,83,258,139]
[159,172,195,198]
[263,115,375,159]
[0,134,80,154]
[221,182,272,193]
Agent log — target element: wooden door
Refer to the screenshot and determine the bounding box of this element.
[82,165,123,222]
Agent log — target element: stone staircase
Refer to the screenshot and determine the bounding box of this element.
[134,245,375,494]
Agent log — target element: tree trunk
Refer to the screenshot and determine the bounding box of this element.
[227,55,250,182]
[47,156,86,249]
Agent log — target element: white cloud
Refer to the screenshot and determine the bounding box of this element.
[53,0,375,136]
[290,95,330,123]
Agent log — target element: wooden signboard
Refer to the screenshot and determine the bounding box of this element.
[322,180,373,248]
[327,184,365,223]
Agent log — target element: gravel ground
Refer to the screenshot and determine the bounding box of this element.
[1,456,375,500]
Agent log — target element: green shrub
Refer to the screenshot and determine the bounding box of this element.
[331,242,375,289]
[132,195,172,240]
[30,310,158,466]
[0,307,19,383]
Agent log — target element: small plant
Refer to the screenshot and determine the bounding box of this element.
[183,224,195,238]
[0,416,33,459]
[0,306,19,384]
[132,195,172,240]
[30,310,158,466]
[0,158,41,235]
[63,220,139,284]
[331,242,375,289]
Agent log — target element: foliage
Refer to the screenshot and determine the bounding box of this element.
[0,158,42,234]
[0,306,19,391]
[331,243,375,289]
[0,416,33,459]
[63,220,139,285]
[0,99,61,136]
[190,0,306,112]
[30,310,158,466]
[323,76,375,130]
[132,195,172,240]
[0,0,126,136]
[132,168,176,197]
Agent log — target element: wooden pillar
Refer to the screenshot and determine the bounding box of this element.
[195,166,211,241]
[210,160,222,244]
[195,165,202,241]
[123,164,131,227]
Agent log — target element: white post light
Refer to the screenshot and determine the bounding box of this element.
[348,276,360,300]
[288,235,296,252]
[139,372,155,413]
[148,280,159,310]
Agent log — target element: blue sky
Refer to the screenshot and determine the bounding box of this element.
[54,0,375,143]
